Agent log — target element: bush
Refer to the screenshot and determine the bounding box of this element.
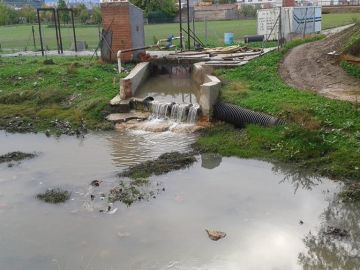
[239,4,259,18]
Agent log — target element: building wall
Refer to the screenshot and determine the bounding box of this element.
[129,2,145,59]
[101,2,132,62]
[4,0,45,8]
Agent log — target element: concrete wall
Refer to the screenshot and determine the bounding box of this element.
[120,62,150,99]
[119,61,221,119]
[129,3,145,59]
[192,63,221,118]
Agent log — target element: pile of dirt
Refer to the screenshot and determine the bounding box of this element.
[325,24,360,57]
[280,25,360,102]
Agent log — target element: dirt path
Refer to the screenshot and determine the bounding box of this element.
[280,36,360,102]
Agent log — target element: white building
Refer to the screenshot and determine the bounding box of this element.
[237,0,283,7]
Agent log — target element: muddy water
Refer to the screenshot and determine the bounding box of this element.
[0,130,357,270]
[136,75,199,104]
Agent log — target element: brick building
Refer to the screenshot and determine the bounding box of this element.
[100,0,145,62]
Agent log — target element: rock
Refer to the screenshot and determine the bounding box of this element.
[106,112,150,123]
[205,229,226,241]
[90,180,102,187]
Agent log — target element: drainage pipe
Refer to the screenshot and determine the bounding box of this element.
[213,103,285,128]
[117,45,159,74]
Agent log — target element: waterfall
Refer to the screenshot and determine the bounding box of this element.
[170,103,190,123]
[187,104,199,124]
[150,101,199,123]
[151,101,171,119]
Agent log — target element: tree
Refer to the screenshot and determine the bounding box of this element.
[0,3,18,25]
[130,0,177,17]
[92,6,102,24]
[58,0,70,24]
[79,8,89,24]
[19,5,36,24]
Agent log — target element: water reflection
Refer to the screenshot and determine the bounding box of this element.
[299,197,360,269]
[136,75,199,104]
[201,153,222,170]
[272,162,323,192]
[105,130,197,167]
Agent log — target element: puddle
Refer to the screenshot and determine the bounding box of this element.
[136,74,199,104]
[0,130,359,269]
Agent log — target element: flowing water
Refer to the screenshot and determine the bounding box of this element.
[137,75,200,124]
[0,130,359,270]
[136,75,198,104]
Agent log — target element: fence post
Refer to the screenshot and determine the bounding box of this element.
[204,16,208,46]
[32,25,36,50]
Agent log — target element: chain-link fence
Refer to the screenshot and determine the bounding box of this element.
[0,11,359,54]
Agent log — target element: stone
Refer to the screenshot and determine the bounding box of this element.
[205,229,226,241]
[106,112,150,123]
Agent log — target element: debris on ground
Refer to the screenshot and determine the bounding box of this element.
[50,119,87,136]
[163,46,274,68]
[323,226,350,238]
[0,151,37,164]
[43,59,55,65]
[205,229,226,241]
[339,182,360,202]
[119,152,196,179]
[108,181,145,206]
[36,188,71,204]
[0,117,37,133]
[107,179,164,206]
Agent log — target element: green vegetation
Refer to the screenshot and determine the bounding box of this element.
[0,56,126,134]
[0,13,359,52]
[0,151,37,163]
[341,61,360,80]
[120,152,197,179]
[196,36,360,181]
[36,188,71,204]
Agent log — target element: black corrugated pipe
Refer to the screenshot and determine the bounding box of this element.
[213,103,286,128]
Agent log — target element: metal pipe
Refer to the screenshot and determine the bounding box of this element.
[31,25,36,50]
[37,9,44,56]
[186,0,190,50]
[71,10,77,52]
[117,50,122,74]
[178,0,183,51]
[116,45,157,73]
[56,9,63,53]
[52,9,60,54]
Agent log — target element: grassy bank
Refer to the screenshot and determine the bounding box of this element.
[341,61,360,80]
[0,56,124,134]
[196,37,360,181]
[0,12,359,51]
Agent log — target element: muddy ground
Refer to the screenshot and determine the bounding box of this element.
[280,26,360,102]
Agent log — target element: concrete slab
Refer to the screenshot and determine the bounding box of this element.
[106,111,150,123]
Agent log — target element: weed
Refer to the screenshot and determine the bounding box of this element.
[36,188,71,204]
[0,151,36,163]
[120,152,197,179]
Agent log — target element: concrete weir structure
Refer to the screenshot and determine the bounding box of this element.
[111,61,221,120]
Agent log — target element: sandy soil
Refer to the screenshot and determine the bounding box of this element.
[280,27,360,102]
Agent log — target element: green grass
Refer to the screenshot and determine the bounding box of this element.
[341,61,360,79]
[0,13,359,51]
[196,36,360,181]
[0,56,129,134]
